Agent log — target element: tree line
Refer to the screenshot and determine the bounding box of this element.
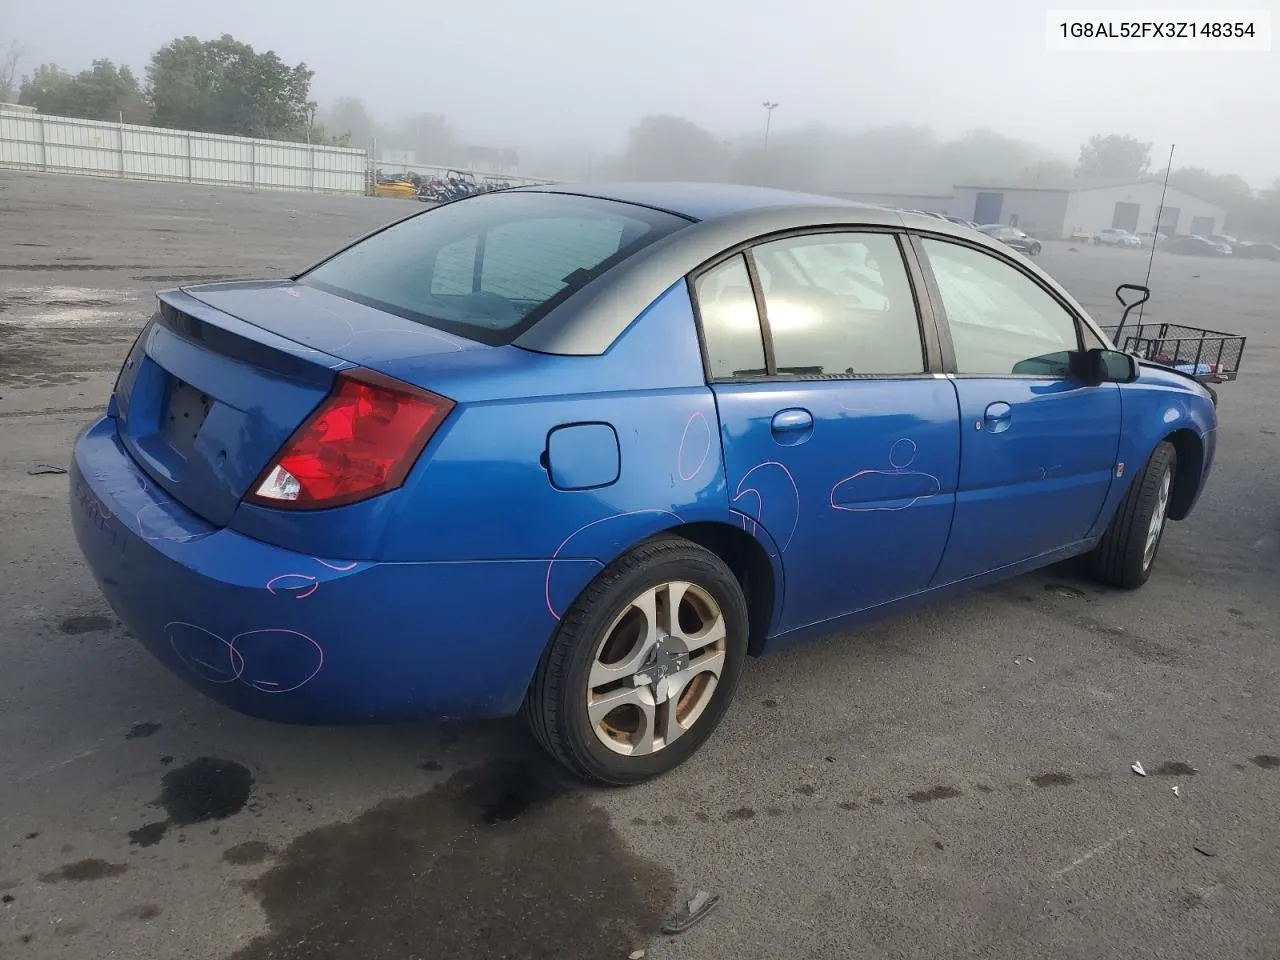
[3,35,328,144]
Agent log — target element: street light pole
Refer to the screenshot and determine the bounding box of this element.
[762,101,779,153]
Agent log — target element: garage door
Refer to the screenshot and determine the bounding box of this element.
[974,192,1004,224]
[1190,215,1215,236]
[1112,202,1140,232]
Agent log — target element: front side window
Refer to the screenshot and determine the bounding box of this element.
[300,192,688,345]
[922,238,1080,376]
[750,232,925,376]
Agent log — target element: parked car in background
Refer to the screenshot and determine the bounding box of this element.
[1208,234,1242,251]
[69,183,1216,784]
[1093,228,1142,248]
[1236,240,1280,260]
[978,223,1042,256]
[1165,235,1230,257]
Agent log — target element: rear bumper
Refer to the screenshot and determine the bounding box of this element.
[69,417,594,724]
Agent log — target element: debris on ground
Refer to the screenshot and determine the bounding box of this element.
[1131,761,1147,777]
[1172,785,1181,797]
[662,889,720,935]
[1193,845,1217,858]
[27,464,67,476]
[629,950,646,959]
[1026,657,1035,663]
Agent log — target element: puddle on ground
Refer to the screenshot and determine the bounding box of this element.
[230,759,673,960]
[0,286,140,328]
[907,785,963,803]
[160,757,253,825]
[223,841,276,866]
[58,615,113,635]
[39,859,128,883]
[1030,772,1076,788]
[126,757,255,847]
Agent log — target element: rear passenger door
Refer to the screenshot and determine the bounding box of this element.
[915,235,1122,584]
[693,230,961,633]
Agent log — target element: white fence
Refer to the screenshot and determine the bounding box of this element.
[0,109,369,195]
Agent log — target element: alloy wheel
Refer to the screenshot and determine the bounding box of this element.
[1143,467,1173,569]
[586,581,727,756]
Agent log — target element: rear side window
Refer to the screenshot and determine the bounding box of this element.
[300,192,688,345]
[693,255,767,379]
[751,233,924,376]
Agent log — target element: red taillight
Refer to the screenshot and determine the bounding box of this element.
[247,369,454,510]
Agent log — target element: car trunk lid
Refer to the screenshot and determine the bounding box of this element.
[114,283,479,527]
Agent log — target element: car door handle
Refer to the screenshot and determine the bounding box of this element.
[771,408,813,444]
[982,401,1013,433]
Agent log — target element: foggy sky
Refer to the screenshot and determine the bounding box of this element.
[7,0,1279,186]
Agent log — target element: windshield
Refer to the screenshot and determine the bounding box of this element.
[299,192,689,345]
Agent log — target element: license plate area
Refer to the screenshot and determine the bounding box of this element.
[160,376,213,453]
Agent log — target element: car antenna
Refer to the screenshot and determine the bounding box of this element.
[1136,144,1176,327]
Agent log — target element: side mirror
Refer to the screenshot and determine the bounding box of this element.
[1072,348,1139,385]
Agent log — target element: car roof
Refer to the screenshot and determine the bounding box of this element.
[501,181,1100,356]
[513,180,873,222]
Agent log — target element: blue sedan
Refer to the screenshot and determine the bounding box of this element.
[70,183,1218,784]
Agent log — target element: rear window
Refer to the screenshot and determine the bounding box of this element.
[298,192,689,345]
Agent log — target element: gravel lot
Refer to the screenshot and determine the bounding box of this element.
[2,170,1278,960]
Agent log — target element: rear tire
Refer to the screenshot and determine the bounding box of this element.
[524,536,749,785]
[1029,242,1042,256]
[1088,441,1177,589]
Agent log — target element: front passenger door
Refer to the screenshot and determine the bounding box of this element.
[919,236,1121,584]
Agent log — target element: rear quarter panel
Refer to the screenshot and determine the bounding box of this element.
[386,278,778,619]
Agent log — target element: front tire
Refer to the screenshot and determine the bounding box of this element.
[524,536,749,785]
[1029,242,1042,256]
[1088,441,1176,589]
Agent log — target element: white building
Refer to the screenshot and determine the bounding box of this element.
[831,190,955,215]
[948,178,1227,239]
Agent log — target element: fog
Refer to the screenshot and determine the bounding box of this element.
[6,0,1278,186]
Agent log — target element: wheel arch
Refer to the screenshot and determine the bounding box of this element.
[1163,427,1204,521]
[658,521,779,656]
